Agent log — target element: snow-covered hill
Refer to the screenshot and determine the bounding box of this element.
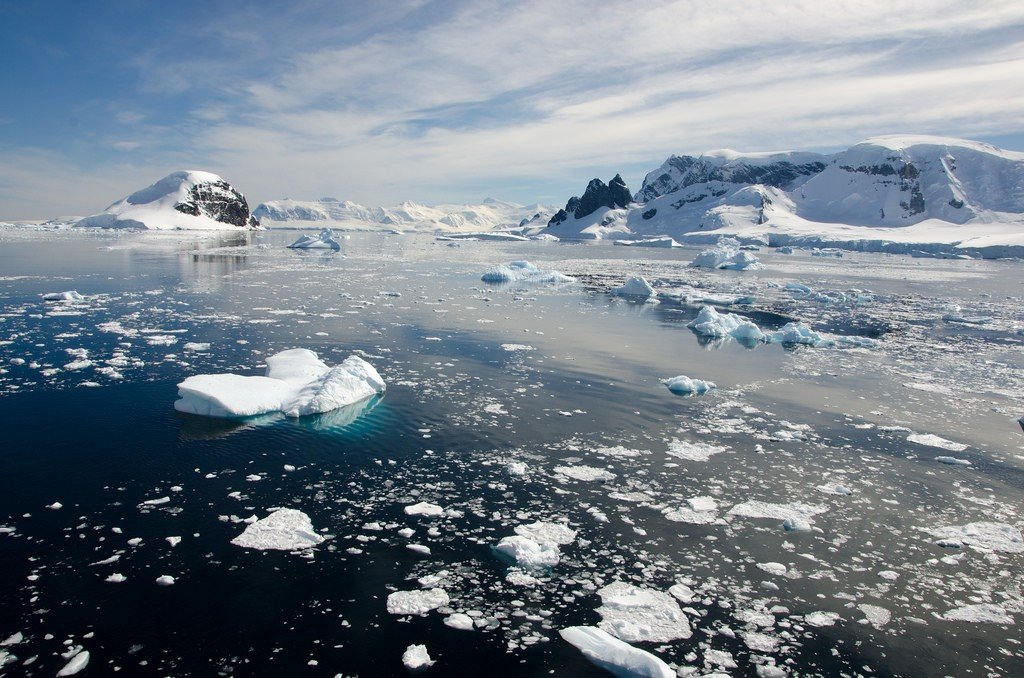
[545,136,1024,256]
[254,196,552,232]
[77,171,260,230]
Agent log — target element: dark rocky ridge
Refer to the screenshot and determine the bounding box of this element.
[175,180,260,229]
[548,174,632,226]
[635,155,827,203]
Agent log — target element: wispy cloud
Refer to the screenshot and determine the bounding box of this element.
[2,0,1024,218]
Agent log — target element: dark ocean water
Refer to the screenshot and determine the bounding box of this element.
[0,229,1021,676]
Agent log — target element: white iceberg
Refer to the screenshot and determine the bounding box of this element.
[494,535,561,568]
[174,348,384,418]
[559,626,673,678]
[614,236,681,248]
[287,228,341,251]
[691,237,764,270]
[662,375,716,395]
[480,260,574,284]
[923,522,1023,553]
[42,291,85,302]
[231,508,325,550]
[595,582,692,643]
[386,588,450,615]
[687,306,766,343]
[611,276,655,298]
[402,644,435,670]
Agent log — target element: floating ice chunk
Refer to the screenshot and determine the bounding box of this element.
[57,650,90,676]
[559,626,673,678]
[166,536,182,547]
[935,456,971,466]
[43,291,85,302]
[386,588,450,615]
[596,582,692,643]
[174,349,384,418]
[505,461,529,476]
[757,562,788,576]
[402,644,434,670]
[444,613,475,631]
[611,276,655,298]
[907,433,968,452]
[859,604,891,628]
[692,238,764,270]
[156,575,175,586]
[664,496,720,524]
[815,483,853,495]
[554,465,616,482]
[662,375,716,395]
[923,522,1023,553]
[666,439,726,462]
[804,611,840,627]
[404,502,444,517]
[407,544,431,555]
[687,306,766,343]
[481,260,573,284]
[231,508,325,551]
[941,603,1013,624]
[494,536,560,568]
[1,633,22,647]
[782,517,812,532]
[106,573,127,583]
[47,502,63,510]
[514,521,577,546]
[728,501,826,524]
[287,229,341,250]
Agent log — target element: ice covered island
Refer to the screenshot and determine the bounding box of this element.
[174,348,385,418]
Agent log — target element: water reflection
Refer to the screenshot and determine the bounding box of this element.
[176,395,383,440]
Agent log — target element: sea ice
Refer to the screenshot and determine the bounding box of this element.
[559,626,674,678]
[174,349,384,418]
[595,582,692,643]
[935,456,971,466]
[480,261,573,284]
[386,588,450,615]
[554,465,616,481]
[804,611,840,627]
[56,650,90,676]
[287,229,341,251]
[404,502,444,517]
[42,291,85,302]
[691,238,764,270]
[611,276,655,298]
[402,644,434,670]
[662,375,716,395]
[494,535,561,568]
[728,501,827,524]
[156,575,175,586]
[444,613,475,631]
[687,306,765,344]
[230,508,326,551]
[907,433,968,452]
[514,521,577,546]
[941,603,1013,624]
[666,439,726,462]
[923,522,1023,553]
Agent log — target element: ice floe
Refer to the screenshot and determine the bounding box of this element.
[662,375,716,395]
[494,536,561,568]
[941,603,1013,624]
[386,588,450,615]
[402,644,435,670]
[174,348,384,418]
[559,626,674,678]
[728,501,827,525]
[907,433,968,452]
[404,501,444,517]
[56,650,90,676]
[595,582,692,642]
[923,522,1023,553]
[666,439,726,462]
[691,238,764,270]
[480,260,573,284]
[230,508,326,551]
[554,465,616,482]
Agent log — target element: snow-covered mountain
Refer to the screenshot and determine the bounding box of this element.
[543,175,635,240]
[545,136,1024,254]
[77,171,260,230]
[254,196,552,232]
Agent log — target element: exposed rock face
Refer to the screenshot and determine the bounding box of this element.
[635,154,827,203]
[548,174,632,226]
[175,179,260,228]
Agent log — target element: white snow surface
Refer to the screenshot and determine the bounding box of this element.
[230,508,326,551]
[559,626,674,678]
[76,170,256,231]
[595,582,692,643]
[174,348,384,418]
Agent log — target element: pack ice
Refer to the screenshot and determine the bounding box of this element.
[174,349,385,418]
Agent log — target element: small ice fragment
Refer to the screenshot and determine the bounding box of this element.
[804,611,840,627]
[166,536,182,547]
[402,644,434,670]
[47,502,63,510]
[611,276,655,298]
[386,588,449,615]
[106,573,127,583]
[443,613,474,631]
[156,575,175,586]
[56,650,90,676]
[404,502,444,517]
[907,433,968,452]
[935,456,971,466]
[231,508,325,551]
[662,375,716,395]
[494,536,560,568]
[407,544,431,555]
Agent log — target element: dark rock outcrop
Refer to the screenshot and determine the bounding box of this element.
[175,179,260,229]
[548,174,631,226]
[635,155,827,203]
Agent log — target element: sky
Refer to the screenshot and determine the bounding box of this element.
[2,0,1024,219]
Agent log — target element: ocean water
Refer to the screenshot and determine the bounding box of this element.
[0,228,1021,676]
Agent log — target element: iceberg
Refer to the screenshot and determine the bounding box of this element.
[42,290,86,302]
[402,644,435,670]
[231,508,326,550]
[662,375,716,395]
[691,237,764,270]
[287,228,341,251]
[174,349,384,418]
[611,276,655,298]
[494,535,561,568]
[559,626,674,678]
[687,306,766,344]
[481,260,574,284]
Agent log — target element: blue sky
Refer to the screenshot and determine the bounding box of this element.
[2,0,1024,219]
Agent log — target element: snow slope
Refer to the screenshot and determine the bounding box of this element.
[548,136,1024,256]
[77,171,260,230]
[254,196,552,232]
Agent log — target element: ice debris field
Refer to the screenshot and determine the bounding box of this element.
[0,227,1021,676]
